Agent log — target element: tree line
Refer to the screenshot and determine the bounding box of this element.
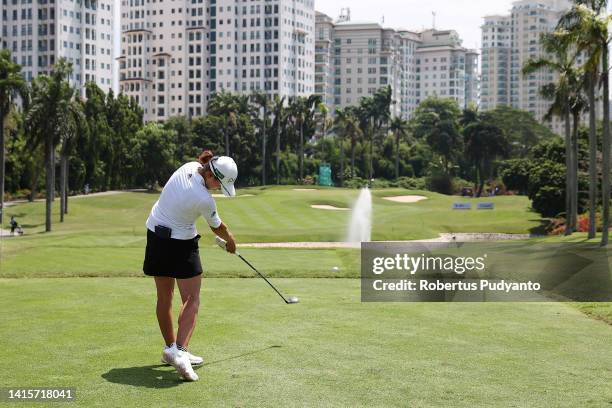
[0,49,558,233]
[519,0,611,245]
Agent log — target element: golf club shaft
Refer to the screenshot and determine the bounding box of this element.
[236,253,289,303]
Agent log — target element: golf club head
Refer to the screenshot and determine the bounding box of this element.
[286,296,299,304]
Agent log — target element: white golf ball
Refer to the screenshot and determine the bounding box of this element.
[332,266,340,272]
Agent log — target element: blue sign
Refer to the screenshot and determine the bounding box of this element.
[453,203,472,210]
[477,202,495,210]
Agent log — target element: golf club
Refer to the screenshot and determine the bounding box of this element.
[215,236,299,304]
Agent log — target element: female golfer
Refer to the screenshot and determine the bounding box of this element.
[143,151,237,381]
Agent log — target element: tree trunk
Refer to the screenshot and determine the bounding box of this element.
[276,116,281,185]
[588,74,597,239]
[350,141,356,179]
[339,135,345,187]
[564,110,572,236]
[64,157,69,215]
[60,152,66,223]
[602,44,610,246]
[224,123,230,156]
[478,166,485,198]
[474,164,480,197]
[45,138,53,232]
[571,113,579,232]
[369,119,374,180]
[262,108,266,186]
[395,133,400,179]
[299,121,304,183]
[0,110,5,227]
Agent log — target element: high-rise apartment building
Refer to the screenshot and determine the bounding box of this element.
[481,0,573,131]
[314,11,478,119]
[1,0,115,94]
[415,29,479,110]
[119,0,315,122]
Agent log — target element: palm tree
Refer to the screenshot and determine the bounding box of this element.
[26,59,75,232]
[0,49,28,226]
[318,102,334,163]
[557,2,611,241]
[318,103,331,138]
[251,91,270,185]
[389,117,410,179]
[357,97,376,179]
[58,96,85,222]
[271,95,286,185]
[289,95,321,183]
[334,108,362,186]
[208,91,240,156]
[358,86,394,180]
[523,32,583,235]
[345,106,361,179]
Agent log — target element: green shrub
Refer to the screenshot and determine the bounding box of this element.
[395,177,426,190]
[426,173,453,195]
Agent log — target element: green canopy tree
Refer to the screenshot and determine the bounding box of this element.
[463,121,509,197]
[411,96,462,175]
[133,123,177,189]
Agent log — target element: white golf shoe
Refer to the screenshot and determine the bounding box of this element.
[162,344,199,382]
[161,346,204,365]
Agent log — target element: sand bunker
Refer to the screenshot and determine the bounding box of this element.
[310,204,349,211]
[383,195,428,203]
[293,188,318,192]
[212,194,254,198]
[236,233,535,249]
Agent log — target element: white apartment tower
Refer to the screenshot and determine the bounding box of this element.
[415,29,478,109]
[397,30,420,117]
[314,12,478,119]
[1,0,114,93]
[119,0,315,122]
[314,10,334,108]
[480,15,511,110]
[481,0,572,131]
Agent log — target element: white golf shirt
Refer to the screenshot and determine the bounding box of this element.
[146,162,223,239]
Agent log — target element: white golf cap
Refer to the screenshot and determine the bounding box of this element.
[209,156,238,197]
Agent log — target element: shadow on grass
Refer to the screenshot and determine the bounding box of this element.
[202,345,281,367]
[528,219,550,236]
[101,346,281,388]
[101,364,196,388]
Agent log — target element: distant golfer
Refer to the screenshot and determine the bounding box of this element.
[143,150,238,381]
[9,216,20,236]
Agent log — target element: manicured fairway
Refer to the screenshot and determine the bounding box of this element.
[0,278,610,407]
[0,187,542,278]
[1,189,610,407]
[1,187,543,244]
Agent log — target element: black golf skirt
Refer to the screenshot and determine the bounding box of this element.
[143,229,203,279]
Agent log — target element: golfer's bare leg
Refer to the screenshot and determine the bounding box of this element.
[154,277,176,346]
[176,275,202,348]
